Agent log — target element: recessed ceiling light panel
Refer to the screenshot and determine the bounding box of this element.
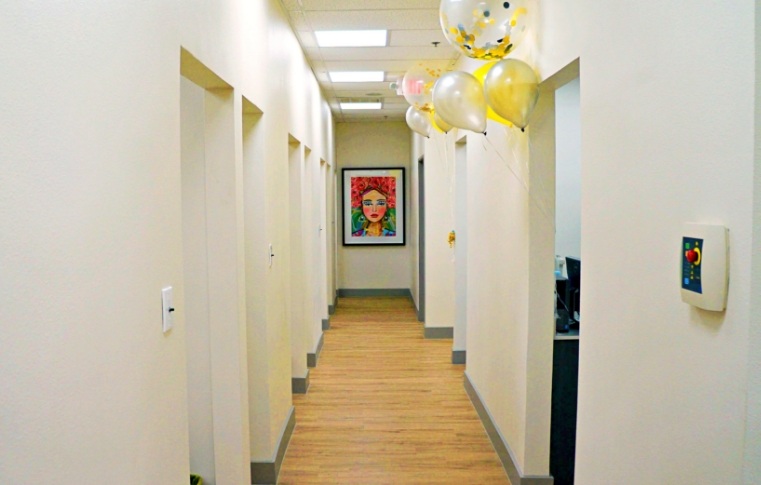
[340,102,382,110]
[315,30,388,47]
[329,71,385,83]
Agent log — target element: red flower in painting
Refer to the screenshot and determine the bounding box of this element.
[351,176,397,208]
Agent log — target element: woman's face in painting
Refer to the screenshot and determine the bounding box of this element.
[362,189,387,223]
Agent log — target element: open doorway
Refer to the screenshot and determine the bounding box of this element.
[549,72,581,485]
[288,136,309,393]
[418,156,426,322]
[453,138,468,364]
[180,49,250,485]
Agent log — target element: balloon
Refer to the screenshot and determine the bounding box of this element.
[432,111,454,133]
[432,71,487,134]
[473,62,514,127]
[439,0,529,60]
[406,106,432,138]
[483,59,539,129]
[402,64,442,111]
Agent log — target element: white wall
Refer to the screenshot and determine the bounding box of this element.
[422,133,457,330]
[454,136,469,351]
[574,1,758,483]
[411,134,425,311]
[456,1,759,481]
[336,122,413,290]
[454,0,579,476]
[0,0,334,482]
[554,77,581,262]
[747,8,761,482]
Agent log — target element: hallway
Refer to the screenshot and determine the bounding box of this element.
[278,297,510,484]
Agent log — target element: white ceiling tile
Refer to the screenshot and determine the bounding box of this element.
[287,10,311,31]
[304,47,321,59]
[301,0,440,10]
[382,98,409,106]
[323,59,454,73]
[341,114,407,122]
[389,29,450,47]
[330,83,395,95]
[281,0,303,10]
[305,9,440,31]
[315,46,457,62]
[297,31,318,48]
[281,0,454,121]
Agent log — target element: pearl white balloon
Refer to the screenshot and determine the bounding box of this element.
[432,71,487,134]
[406,106,432,138]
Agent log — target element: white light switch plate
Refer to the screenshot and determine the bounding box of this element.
[162,287,174,333]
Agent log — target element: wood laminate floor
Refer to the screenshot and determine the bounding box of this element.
[278,296,510,484]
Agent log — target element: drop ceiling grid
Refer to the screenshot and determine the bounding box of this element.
[280,0,458,121]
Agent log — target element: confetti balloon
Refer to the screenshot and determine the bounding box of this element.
[440,0,528,60]
[402,63,442,112]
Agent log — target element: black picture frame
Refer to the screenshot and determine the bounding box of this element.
[342,167,406,246]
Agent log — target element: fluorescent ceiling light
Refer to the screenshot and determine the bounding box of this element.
[315,30,387,47]
[329,71,385,83]
[340,102,382,110]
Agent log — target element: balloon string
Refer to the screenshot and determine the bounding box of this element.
[522,124,555,227]
[429,132,458,258]
[481,129,553,226]
[445,133,456,241]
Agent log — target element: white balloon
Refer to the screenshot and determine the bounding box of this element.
[406,106,432,138]
[432,71,487,134]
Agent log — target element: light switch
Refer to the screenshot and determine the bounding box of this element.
[162,287,174,333]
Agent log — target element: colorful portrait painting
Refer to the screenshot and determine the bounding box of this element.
[342,168,405,246]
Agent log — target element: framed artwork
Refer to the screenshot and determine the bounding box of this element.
[342,167,406,246]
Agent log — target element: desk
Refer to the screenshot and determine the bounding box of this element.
[550,331,579,485]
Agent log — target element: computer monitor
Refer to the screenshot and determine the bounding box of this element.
[565,257,580,289]
[565,257,581,324]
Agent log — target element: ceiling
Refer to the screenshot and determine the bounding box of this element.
[279,0,461,122]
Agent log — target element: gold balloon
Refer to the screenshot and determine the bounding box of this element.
[473,62,514,127]
[432,110,454,133]
[483,59,539,129]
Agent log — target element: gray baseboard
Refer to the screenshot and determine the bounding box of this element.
[292,371,310,394]
[322,318,330,330]
[452,350,466,364]
[307,332,324,368]
[424,326,454,339]
[464,372,554,485]
[338,288,412,298]
[250,406,296,484]
[328,304,335,315]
